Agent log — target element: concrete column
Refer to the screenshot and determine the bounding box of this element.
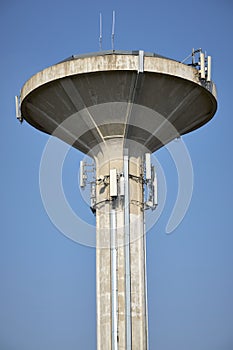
[93,139,148,350]
[129,155,147,350]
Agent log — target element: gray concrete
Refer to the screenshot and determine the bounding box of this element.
[93,139,147,349]
[20,52,217,154]
[19,51,217,350]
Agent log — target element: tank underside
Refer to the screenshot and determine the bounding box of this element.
[20,53,217,154]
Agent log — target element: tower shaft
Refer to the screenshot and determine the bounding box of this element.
[94,139,148,350]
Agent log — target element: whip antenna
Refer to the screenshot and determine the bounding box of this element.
[111,10,115,51]
[99,13,102,51]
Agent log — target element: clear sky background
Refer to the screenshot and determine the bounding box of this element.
[1,0,233,349]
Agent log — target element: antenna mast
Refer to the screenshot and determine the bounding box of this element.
[99,13,102,51]
[111,10,115,51]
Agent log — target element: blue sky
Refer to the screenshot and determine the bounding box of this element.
[1,0,233,349]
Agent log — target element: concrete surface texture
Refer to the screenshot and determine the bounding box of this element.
[20,52,217,154]
[94,139,148,349]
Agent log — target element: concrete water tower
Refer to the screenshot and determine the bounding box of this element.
[16,49,217,349]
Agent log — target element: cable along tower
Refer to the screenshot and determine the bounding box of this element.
[16,49,217,350]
